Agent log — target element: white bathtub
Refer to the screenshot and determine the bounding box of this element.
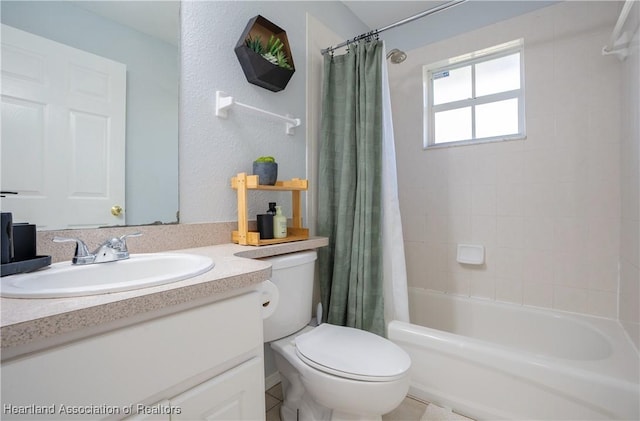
[388,288,640,420]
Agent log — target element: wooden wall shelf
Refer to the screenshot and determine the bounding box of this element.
[231,172,309,246]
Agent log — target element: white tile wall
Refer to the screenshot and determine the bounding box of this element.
[391,1,632,320]
[619,1,640,350]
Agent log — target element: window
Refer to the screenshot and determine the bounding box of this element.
[423,39,525,148]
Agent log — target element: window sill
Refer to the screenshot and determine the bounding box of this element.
[424,134,527,150]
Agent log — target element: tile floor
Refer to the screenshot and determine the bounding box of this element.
[265,383,284,421]
[265,383,473,421]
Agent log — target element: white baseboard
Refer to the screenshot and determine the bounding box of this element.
[265,372,282,391]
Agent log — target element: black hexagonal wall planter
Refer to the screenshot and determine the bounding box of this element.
[234,15,295,92]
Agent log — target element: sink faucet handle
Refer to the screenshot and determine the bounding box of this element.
[119,232,142,241]
[53,237,91,263]
[117,232,142,251]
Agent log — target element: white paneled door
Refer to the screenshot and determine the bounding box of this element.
[1,24,126,230]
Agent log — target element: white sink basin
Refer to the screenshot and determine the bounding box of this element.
[0,253,215,298]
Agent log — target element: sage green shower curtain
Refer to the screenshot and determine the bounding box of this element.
[318,41,384,336]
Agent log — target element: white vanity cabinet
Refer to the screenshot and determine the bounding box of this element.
[129,357,264,420]
[1,291,265,420]
[169,356,263,420]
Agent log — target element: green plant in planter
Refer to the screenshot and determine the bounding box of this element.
[245,35,264,55]
[253,156,278,185]
[255,156,276,163]
[263,35,293,70]
[245,35,292,70]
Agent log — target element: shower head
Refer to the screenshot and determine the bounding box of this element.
[386,48,407,64]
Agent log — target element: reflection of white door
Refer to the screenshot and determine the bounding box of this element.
[1,24,126,230]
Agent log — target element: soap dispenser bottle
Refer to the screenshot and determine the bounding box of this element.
[273,206,287,239]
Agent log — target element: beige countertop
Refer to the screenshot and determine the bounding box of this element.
[1,237,328,359]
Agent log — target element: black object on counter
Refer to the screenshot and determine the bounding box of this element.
[1,255,51,277]
[0,212,51,277]
[13,223,37,261]
[257,214,274,240]
[1,212,13,264]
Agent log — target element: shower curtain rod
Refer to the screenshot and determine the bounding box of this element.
[601,0,635,61]
[321,0,468,55]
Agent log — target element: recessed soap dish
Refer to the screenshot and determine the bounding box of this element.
[457,244,484,265]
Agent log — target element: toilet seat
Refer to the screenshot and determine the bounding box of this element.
[294,323,411,382]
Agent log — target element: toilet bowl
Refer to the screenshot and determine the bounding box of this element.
[273,324,411,420]
[262,251,411,421]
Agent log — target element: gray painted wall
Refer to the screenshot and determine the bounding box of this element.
[178,1,368,224]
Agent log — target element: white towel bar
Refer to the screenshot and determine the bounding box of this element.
[215,91,301,135]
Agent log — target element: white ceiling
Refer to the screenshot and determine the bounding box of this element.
[342,1,451,30]
[73,1,445,48]
[341,1,557,53]
[71,1,554,52]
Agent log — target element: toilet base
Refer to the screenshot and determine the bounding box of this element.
[279,379,383,421]
[280,394,383,421]
[281,402,384,421]
[280,396,332,421]
[277,356,331,421]
[331,410,382,421]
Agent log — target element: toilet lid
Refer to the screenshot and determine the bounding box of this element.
[294,323,411,382]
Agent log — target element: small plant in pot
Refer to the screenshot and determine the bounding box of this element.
[253,156,278,185]
[245,35,293,70]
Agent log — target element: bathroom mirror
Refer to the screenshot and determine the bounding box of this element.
[0,1,180,230]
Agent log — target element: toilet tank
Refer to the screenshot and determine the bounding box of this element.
[262,250,317,342]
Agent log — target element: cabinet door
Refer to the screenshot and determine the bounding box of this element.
[124,400,171,421]
[170,357,265,420]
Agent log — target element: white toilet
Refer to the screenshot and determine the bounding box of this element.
[262,250,411,421]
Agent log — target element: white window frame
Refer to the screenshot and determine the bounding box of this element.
[423,39,526,148]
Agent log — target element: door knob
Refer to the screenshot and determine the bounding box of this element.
[111,205,123,216]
